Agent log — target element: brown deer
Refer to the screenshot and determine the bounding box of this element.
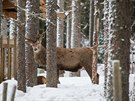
[37,76,47,85]
[25,38,99,84]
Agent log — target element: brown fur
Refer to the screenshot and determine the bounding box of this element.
[37,76,47,85]
[27,40,99,84]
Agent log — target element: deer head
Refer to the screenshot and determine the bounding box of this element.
[25,32,46,52]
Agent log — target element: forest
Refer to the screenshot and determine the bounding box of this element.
[0,0,135,101]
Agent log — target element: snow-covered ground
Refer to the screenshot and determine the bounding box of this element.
[0,64,134,101]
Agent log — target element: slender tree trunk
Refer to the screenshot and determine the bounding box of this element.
[0,0,2,35]
[103,0,109,98]
[91,0,99,84]
[70,0,81,77]
[16,0,26,92]
[107,1,131,101]
[132,0,135,92]
[66,13,71,48]
[1,18,8,37]
[25,0,39,87]
[57,0,64,48]
[57,0,64,77]
[46,0,58,87]
[99,0,104,36]
[0,0,2,83]
[66,0,71,48]
[9,18,17,79]
[9,18,16,39]
[132,72,135,100]
[89,0,94,47]
[131,2,135,100]
[71,0,81,48]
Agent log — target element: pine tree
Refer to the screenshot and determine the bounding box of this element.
[57,0,64,77]
[1,18,8,37]
[57,0,64,48]
[89,0,94,47]
[9,18,16,39]
[107,1,131,101]
[0,0,2,35]
[17,0,26,92]
[66,0,71,48]
[0,0,2,83]
[25,0,39,87]
[70,0,81,77]
[103,0,109,98]
[46,0,58,87]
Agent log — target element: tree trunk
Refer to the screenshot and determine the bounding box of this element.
[25,0,39,87]
[65,0,71,49]
[46,0,58,87]
[0,0,2,35]
[57,0,64,77]
[91,0,100,84]
[70,0,81,77]
[57,0,64,48]
[89,0,94,47]
[66,13,71,48]
[132,72,135,100]
[103,0,109,98]
[131,2,135,100]
[9,18,16,39]
[9,18,17,79]
[16,0,26,92]
[107,1,131,101]
[0,0,2,83]
[1,18,8,37]
[98,0,104,36]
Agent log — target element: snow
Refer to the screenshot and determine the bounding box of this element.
[0,77,104,101]
[0,64,134,101]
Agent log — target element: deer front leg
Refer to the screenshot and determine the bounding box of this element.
[84,66,99,84]
[57,68,60,84]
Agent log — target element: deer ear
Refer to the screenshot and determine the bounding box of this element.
[25,39,31,45]
[25,39,35,46]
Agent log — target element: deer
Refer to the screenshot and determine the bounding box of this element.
[37,76,47,85]
[25,36,99,84]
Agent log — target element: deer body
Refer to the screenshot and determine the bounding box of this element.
[27,40,99,84]
[56,47,93,73]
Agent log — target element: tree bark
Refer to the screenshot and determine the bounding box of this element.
[132,71,135,100]
[70,0,81,77]
[57,0,64,77]
[107,1,131,101]
[66,0,71,49]
[71,0,81,48]
[91,0,100,84]
[9,18,16,39]
[1,18,8,37]
[66,13,71,48]
[89,0,94,47]
[0,0,2,83]
[0,0,2,35]
[17,0,26,92]
[103,0,109,98]
[57,0,64,48]
[25,0,39,87]
[46,0,58,87]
